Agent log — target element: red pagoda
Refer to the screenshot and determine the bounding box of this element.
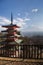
[1,13,23,57]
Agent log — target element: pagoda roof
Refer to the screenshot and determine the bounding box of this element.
[2,24,20,28]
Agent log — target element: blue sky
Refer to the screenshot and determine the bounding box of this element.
[0,0,43,32]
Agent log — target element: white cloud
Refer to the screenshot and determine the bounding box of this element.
[0,25,7,32]
[17,17,30,22]
[32,8,38,13]
[17,18,24,22]
[24,18,30,21]
[0,16,11,25]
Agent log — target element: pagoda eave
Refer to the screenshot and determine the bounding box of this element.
[2,24,20,28]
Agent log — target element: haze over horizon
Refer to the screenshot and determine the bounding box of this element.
[0,0,43,33]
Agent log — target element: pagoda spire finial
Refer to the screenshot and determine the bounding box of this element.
[11,12,13,25]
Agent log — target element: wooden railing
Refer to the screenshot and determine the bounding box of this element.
[0,45,43,59]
